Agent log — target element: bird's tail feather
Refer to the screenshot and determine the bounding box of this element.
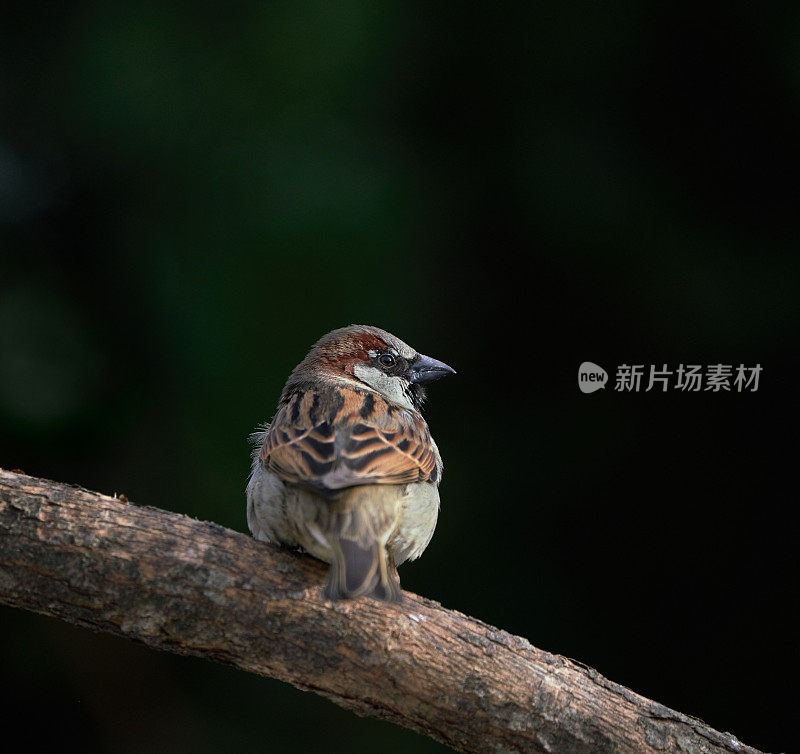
[323,510,401,603]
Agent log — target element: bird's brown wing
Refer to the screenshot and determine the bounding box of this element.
[260,386,438,495]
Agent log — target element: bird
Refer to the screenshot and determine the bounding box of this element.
[246,325,454,602]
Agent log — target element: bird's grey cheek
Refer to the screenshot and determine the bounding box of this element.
[353,362,380,389]
[353,363,413,408]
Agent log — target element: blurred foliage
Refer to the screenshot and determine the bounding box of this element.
[1,2,798,752]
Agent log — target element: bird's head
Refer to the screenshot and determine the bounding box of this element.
[283,324,455,412]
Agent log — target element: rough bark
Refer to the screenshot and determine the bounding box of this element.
[0,469,763,754]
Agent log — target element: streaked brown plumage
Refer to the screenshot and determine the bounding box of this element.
[247,325,454,602]
[262,388,439,491]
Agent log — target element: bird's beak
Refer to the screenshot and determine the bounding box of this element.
[407,354,456,384]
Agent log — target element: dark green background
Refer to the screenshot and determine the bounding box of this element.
[1,2,797,752]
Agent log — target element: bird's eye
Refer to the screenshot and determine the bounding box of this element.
[379,353,395,367]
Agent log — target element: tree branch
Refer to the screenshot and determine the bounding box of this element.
[0,469,762,754]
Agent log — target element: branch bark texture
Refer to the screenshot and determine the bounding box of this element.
[0,469,762,753]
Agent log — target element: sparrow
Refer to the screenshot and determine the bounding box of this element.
[246,325,454,602]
